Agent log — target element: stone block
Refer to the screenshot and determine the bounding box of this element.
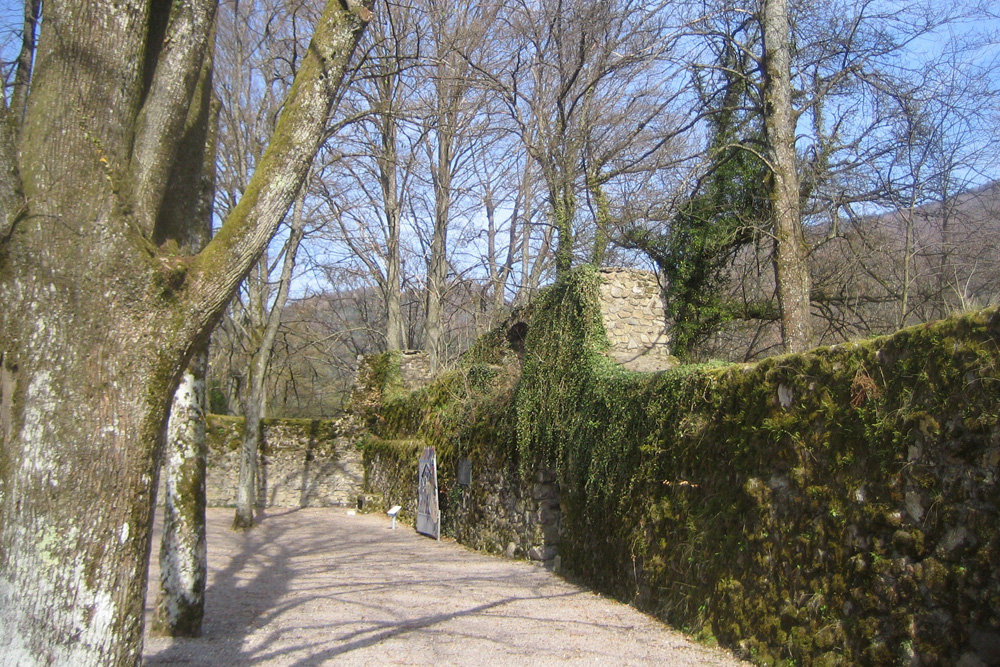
[969,626,1000,665]
[535,468,557,483]
[532,483,556,500]
[529,545,558,561]
[936,526,976,561]
[538,504,560,524]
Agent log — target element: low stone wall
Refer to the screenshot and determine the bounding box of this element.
[196,416,363,508]
[447,459,560,563]
[362,436,560,563]
[358,438,421,516]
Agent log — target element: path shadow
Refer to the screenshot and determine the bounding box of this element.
[144,508,652,666]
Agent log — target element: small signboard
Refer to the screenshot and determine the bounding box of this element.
[457,457,472,486]
[416,446,440,540]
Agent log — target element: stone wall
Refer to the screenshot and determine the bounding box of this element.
[596,268,676,371]
[361,437,561,565]
[398,350,433,390]
[445,459,560,564]
[352,271,1000,666]
[192,416,363,508]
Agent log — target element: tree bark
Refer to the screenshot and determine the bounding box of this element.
[380,117,407,352]
[233,183,308,531]
[152,33,218,638]
[425,124,453,371]
[233,373,263,530]
[762,0,813,353]
[152,350,208,638]
[586,171,611,266]
[0,1,369,662]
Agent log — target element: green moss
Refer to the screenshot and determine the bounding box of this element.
[357,270,1000,666]
[206,414,241,452]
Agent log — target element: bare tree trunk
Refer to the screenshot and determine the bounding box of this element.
[153,35,219,637]
[152,349,208,637]
[497,195,520,318]
[527,220,555,298]
[517,165,542,304]
[762,0,813,353]
[385,239,406,350]
[380,123,407,351]
[485,189,517,323]
[937,183,954,317]
[586,171,611,266]
[425,126,453,371]
[233,183,308,530]
[233,369,264,530]
[899,207,915,329]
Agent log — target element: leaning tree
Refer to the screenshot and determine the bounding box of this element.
[0,0,370,663]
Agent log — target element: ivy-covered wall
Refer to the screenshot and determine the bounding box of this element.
[358,266,1000,667]
[355,347,561,560]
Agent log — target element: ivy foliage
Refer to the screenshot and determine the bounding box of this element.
[624,37,770,360]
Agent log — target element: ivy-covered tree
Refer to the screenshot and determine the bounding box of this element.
[626,34,769,359]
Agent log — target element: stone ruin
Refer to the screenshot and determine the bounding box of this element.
[397,350,433,391]
[394,268,676,381]
[596,268,677,372]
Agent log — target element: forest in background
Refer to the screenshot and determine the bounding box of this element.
[6,0,997,419]
[186,0,1000,419]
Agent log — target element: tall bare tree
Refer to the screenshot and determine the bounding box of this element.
[232,184,308,530]
[328,0,424,351]
[416,0,498,369]
[761,0,813,352]
[490,0,686,276]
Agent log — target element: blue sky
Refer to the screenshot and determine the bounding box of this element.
[0,1,996,192]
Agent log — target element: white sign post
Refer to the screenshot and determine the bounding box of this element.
[386,505,402,529]
[416,446,440,540]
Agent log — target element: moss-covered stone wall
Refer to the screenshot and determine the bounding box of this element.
[357,267,1000,666]
[354,349,562,562]
[193,415,363,508]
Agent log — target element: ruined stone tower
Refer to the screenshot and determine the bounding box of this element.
[596,268,676,372]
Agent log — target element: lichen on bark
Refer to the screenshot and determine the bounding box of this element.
[0,0,372,662]
[152,354,208,637]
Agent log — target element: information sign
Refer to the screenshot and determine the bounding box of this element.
[416,446,440,540]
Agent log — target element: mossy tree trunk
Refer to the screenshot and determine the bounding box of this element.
[762,0,813,353]
[233,382,263,530]
[586,171,611,267]
[0,1,370,663]
[551,179,577,277]
[152,35,218,638]
[153,350,209,638]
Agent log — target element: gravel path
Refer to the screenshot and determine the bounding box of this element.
[143,508,744,666]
